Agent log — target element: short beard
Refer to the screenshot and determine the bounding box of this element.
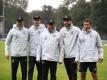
[49,29,55,33]
[35,24,39,26]
[65,24,71,27]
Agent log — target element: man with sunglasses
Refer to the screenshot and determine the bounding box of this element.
[5,17,29,80]
[59,16,81,80]
[28,16,46,80]
[75,19,104,80]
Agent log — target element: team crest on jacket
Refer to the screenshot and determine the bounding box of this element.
[53,34,56,37]
[89,34,92,38]
[63,33,66,38]
[80,36,86,43]
[30,31,34,36]
[71,31,73,35]
[38,31,41,34]
[13,34,18,39]
[45,37,47,40]
[23,32,26,35]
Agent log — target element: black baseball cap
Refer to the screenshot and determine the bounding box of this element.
[16,17,23,22]
[63,16,71,20]
[48,20,55,25]
[33,16,41,20]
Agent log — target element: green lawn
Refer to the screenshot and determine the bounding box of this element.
[0,40,107,80]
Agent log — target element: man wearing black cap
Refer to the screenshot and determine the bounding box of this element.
[36,20,62,80]
[5,17,29,80]
[59,16,81,80]
[28,16,46,80]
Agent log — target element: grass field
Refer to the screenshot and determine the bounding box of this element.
[0,40,107,80]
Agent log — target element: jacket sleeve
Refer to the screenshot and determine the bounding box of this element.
[96,33,104,58]
[36,36,42,61]
[59,32,65,63]
[74,28,81,62]
[5,30,13,56]
[75,36,80,62]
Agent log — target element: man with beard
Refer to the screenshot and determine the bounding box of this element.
[75,19,104,80]
[59,16,81,80]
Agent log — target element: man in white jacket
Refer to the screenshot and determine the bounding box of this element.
[59,16,81,80]
[36,20,62,80]
[5,17,29,80]
[28,16,46,80]
[75,19,104,80]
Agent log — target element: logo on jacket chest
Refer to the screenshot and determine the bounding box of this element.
[52,34,56,37]
[44,35,56,41]
[30,30,41,36]
[44,36,47,40]
[22,31,26,35]
[63,31,73,38]
[13,33,19,40]
[38,31,41,34]
[71,31,74,35]
[20,31,27,37]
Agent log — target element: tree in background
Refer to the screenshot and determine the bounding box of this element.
[2,0,107,37]
[42,5,54,24]
[4,0,30,33]
[91,0,107,34]
[0,0,3,16]
[4,0,28,10]
[60,0,107,35]
[69,0,91,28]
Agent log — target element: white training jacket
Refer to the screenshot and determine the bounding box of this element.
[5,24,29,57]
[29,24,46,57]
[59,25,81,59]
[36,30,63,62]
[75,28,104,62]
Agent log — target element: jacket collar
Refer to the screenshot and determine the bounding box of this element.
[82,28,93,34]
[13,24,24,30]
[32,24,45,30]
[65,24,73,30]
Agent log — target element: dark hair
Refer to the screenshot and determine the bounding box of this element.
[84,19,92,25]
